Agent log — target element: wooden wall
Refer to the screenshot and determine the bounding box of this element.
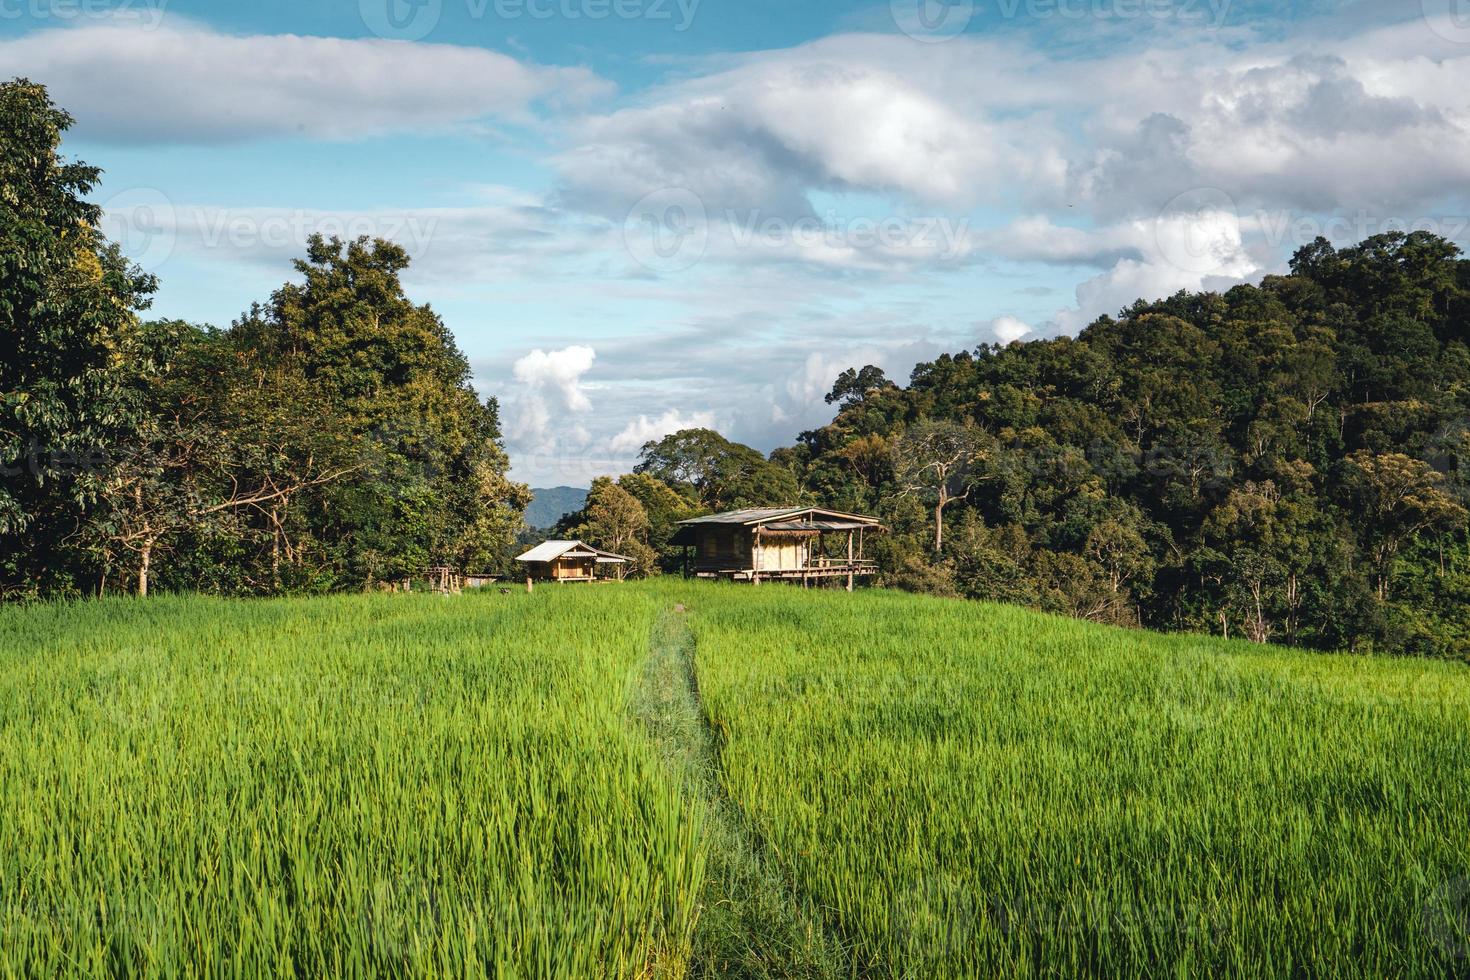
[755,531,812,572]
[691,527,819,572]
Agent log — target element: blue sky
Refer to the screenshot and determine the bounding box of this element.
[3,0,1468,485]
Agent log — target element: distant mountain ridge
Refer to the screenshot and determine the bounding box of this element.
[525,486,588,530]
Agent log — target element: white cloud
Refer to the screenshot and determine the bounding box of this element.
[987,316,1033,345]
[1039,208,1260,333]
[508,346,597,453]
[0,17,610,144]
[513,346,597,412]
[608,409,719,455]
[554,35,1055,222]
[557,20,1470,239]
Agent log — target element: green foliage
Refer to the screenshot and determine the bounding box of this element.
[825,365,896,407]
[235,234,530,587]
[635,428,803,512]
[560,476,657,577]
[791,233,1470,657]
[556,472,701,576]
[0,78,158,593]
[0,82,529,598]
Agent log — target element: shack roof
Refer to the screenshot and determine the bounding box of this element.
[676,507,882,527]
[764,520,872,531]
[515,540,630,564]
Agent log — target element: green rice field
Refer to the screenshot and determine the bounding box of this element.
[1,582,1468,977]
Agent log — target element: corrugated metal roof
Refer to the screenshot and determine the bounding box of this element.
[764,520,871,531]
[678,507,882,527]
[516,540,632,563]
[677,508,803,525]
[516,540,582,562]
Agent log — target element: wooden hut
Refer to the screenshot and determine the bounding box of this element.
[671,508,882,590]
[515,540,631,584]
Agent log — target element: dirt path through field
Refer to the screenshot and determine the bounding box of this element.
[629,606,849,980]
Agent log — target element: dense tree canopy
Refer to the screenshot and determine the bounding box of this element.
[785,232,1470,659]
[0,80,529,597]
[634,428,802,512]
[0,79,159,592]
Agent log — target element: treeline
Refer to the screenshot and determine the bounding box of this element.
[10,76,1470,659]
[559,235,1470,659]
[1,80,529,597]
[786,233,1470,659]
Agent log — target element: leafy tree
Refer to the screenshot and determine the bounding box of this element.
[826,365,895,406]
[634,428,801,511]
[892,420,992,554]
[238,235,529,584]
[1341,451,1466,601]
[615,472,700,571]
[566,477,656,578]
[0,79,159,594]
[85,323,362,595]
[782,233,1470,657]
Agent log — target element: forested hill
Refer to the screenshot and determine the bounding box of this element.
[780,233,1470,659]
[526,487,589,530]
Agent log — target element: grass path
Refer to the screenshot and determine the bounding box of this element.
[0,590,707,978]
[628,605,849,979]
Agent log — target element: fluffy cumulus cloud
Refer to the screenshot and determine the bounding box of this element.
[1063,51,1470,217]
[507,346,597,452]
[609,410,720,455]
[978,204,1260,334]
[45,5,1470,484]
[0,17,609,143]
[554,34,1054,222]
[987,316,1034,345]
[555,16,1470,279]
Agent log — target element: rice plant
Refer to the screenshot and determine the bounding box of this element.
[683,584,1470,979]
[3,582,1468,978]
[0,589,704,978]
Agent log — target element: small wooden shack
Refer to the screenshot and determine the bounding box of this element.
[515,540,631,584]
[671,508,883,590]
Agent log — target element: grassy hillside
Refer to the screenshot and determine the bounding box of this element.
[1,584,1467,977]
[683,584,1470,978]
[0,590,703,977]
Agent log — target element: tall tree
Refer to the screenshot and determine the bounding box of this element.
[634,428,801,511]
[892,420,991,554]
[0,78,159,594]
[566,477,656,578]
[1342,451,1465,601]
[239,235,529,585]
[826,365,896,407]
[85,323,360,595]
[615,472,700,571]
